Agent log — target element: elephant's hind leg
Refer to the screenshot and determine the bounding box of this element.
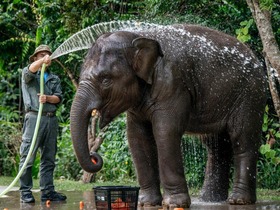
[227,129,259,204]
[200,133,232,202]
[227,109,263,204]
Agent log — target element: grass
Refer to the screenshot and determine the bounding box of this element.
[1,176,279,201]
[257,189,280,201]
[0,176,137,192]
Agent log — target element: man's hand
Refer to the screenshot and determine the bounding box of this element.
[38,94,47,104]
[42,54,51,67]
[38,94,60,104]
[29,54,52,73]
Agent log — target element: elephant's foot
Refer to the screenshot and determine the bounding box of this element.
[138,188,162,207]
[227,187,256,205]
[162,192,191,209]
[200,184,228,202]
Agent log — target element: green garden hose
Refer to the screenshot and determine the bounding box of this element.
[0,63,46,197]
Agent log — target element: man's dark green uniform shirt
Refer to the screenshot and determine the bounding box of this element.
[22,66,63,113]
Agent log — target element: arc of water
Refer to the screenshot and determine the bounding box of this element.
[50,20,162,60]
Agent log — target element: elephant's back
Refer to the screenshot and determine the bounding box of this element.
[139,24,267,119]
[139,24,265,83]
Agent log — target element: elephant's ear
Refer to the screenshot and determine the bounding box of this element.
[132,37,163,84]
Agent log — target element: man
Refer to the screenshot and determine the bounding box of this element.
[19,45,67,203]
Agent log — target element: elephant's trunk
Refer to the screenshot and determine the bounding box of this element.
[70,87,103,173]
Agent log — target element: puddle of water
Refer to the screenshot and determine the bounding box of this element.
[0,190,95,210]
[1,189,280,210]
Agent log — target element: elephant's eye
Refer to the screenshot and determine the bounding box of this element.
[101,78,111,86]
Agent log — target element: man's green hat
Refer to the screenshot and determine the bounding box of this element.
[29,45,52,63]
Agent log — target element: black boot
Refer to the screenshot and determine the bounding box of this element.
[41,191,67,202]
[21,192,35,203]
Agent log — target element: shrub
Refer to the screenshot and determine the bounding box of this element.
[257,105,280,189]
[95,113,136,182]
[55,121,82,180]
[0,107,21,176]
[182,136,207,189]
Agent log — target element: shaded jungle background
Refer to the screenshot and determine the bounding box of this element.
[0,0,279,190]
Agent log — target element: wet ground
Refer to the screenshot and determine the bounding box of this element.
[1,186,280,210]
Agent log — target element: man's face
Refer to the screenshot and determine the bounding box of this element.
[34,51,52,66]
[34,51,51,60]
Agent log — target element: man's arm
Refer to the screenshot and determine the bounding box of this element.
[38,94,61,104]
[29,55,51,73]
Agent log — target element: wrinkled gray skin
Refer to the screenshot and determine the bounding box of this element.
[70,24,267,208]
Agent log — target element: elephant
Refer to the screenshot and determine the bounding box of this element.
[70,24,267,208]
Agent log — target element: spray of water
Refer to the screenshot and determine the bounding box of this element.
[50,20,161,60]
[50,20,261,77]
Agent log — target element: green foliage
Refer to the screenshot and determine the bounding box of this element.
[236,19,254,43]
[182,136,207,188]
[145,0,249,32]
[96,114,136,182]
[258,149,280,189]
[260,0,275,11]
[55,0,142,35]
[144,0,181,16]
[0,53,22,176]
[143,0,264,54]
[258,105,280,189]
[260,144,280,165]
[35,26,42,47]
[272,2,280,45]
[55,122,82,180]
[0,117,21,176]
[262,106,280,138]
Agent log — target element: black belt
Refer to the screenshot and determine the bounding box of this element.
[27,111,56,117]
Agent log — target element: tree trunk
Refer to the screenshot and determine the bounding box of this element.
[246,0,280,119]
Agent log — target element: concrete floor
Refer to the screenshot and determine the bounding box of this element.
[1,186,280,210]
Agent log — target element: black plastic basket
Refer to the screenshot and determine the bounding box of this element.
[93,186,140,210]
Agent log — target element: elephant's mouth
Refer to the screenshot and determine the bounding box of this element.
[91,109,99,117]
[91,108,113,129]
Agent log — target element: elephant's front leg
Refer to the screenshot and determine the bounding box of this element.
[153,116,191,208]
[127,114,162,207]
